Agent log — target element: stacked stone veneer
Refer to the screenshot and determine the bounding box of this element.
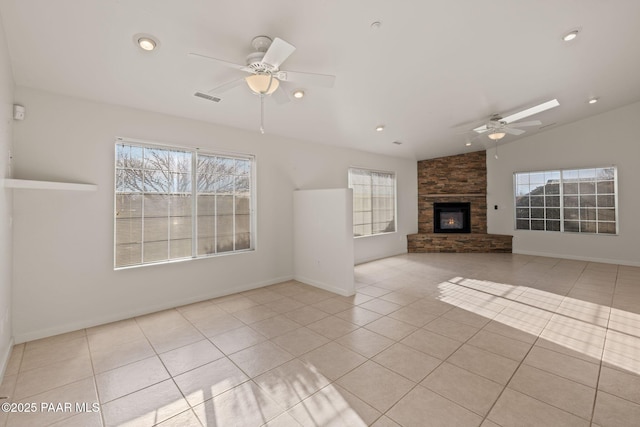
[408,150,512,253]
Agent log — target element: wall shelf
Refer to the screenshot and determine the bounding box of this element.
[4,179,97,192]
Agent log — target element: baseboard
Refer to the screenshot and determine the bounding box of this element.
[294,275,354,297]
[0,336,15,382]
[513,249,640,267]
[13,275,294,344]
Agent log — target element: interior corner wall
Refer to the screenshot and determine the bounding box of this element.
[487,101,640,266]
[11,86,417,342]
[0,16,14,377]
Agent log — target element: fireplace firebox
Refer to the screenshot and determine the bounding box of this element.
[433,202,471,233]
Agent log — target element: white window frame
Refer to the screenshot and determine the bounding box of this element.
[513,166,618,235]
[114,137,256,269]
[348,167,397,238]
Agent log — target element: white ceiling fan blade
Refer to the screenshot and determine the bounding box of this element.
[510,120,541,128]
[271,86,291,105]
[502,99,560,124]
[188,52,249,72]
[473,125,489,134]
[277,70,336,88]
[207,78,246,95]
[261,38,296,69]
[504,128,525,136]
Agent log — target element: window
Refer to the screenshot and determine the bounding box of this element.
[348,168,396,237]
[115,140,254,268]
[514,166,617,234]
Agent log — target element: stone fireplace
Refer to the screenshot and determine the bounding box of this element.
[408,151,512,253]
[433,202,471,233]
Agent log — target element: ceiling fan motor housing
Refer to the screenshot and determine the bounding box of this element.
[488,117,507,130]
[245,54,277,73]
[245,36,278,73]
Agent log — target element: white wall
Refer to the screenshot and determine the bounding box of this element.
[0,16,14,377]
[487,101,640,266]
[11,87,417,342]
[294,189,354,296]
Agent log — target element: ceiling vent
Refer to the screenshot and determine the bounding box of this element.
[194,92,221,102]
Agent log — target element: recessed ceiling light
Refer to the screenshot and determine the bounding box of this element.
[465,142,472,147]
[293,90,305,99]
[375,125,385,132]
[393,141,402,145]
[563,30,579,42]
[588,97,599,104]
[133,34,159,51]
[138,37,156,51]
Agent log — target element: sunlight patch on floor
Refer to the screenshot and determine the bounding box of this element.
[436,277,640,375]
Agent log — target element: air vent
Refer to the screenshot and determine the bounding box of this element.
[194,92,221,103]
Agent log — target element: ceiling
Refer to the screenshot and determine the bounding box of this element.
[2,0,640,161]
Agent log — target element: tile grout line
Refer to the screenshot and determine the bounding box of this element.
[587,263,620,425]
[84,328,107,427]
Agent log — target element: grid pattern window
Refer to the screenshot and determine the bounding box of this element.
[514,167,617,234]
[349,168,396,237]
[115,141,254,268]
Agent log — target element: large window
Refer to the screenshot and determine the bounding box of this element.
[514,166,617,234]
[115,140,254,268]
[348,168,396,237]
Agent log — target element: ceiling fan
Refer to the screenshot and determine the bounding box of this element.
[470,98,560,142]
[190,35,336,133]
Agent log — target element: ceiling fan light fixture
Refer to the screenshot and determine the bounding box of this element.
[488,131,506,141]
[245,74,280,95]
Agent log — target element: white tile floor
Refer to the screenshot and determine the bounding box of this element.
[1,253,640,426]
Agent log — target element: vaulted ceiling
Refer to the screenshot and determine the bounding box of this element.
[2,0,639,160]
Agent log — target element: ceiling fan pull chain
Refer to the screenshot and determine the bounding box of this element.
[260,94,265,134]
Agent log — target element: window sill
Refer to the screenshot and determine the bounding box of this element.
[114,248,256,270]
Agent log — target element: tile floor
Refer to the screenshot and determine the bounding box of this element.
[1,253,640,426]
